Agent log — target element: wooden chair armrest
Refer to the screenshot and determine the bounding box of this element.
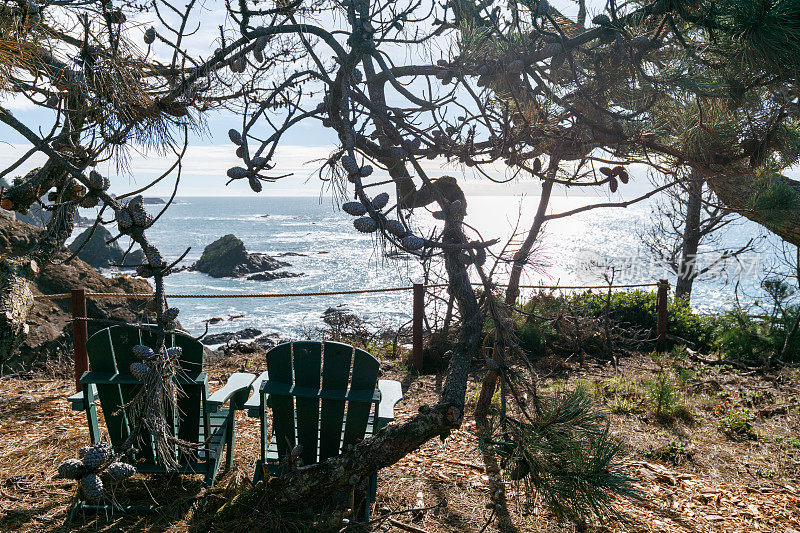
[376,379,403,425]
[67,384,97,411]
[207,372,256,412]
[244,371,270,417]
[80,371,207,385]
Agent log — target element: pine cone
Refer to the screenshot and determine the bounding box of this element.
[144,27,156,44]
[384,219,407,237]
[132,345,154,360]
[371,192,389,210]
[342,202,367,216]
[353,217,378,233]
[592,14,611,26]
[166,347,182,359]
[401,235,425,251]
[78,446,91,458]
[253,48,264,63]
[359,165,373,177]
[164,307,179,321]
[143,245,164,268]
[136,265,154,278]
[251,156,268,168]
[248,176,263,193]
[130,362,150,381]
[129,196,152,228]
[80,473,104,501]
[475,247,486,266]
[228,129,243,145]
[115,209,133,230]
[82,443,112,471]
[341,155,359,174]
[227,167,249,180]
[106,462,136,481]
[58,458,85,479]
[80,195,100,208]
[254,36,268,55]
[88,170,104,189]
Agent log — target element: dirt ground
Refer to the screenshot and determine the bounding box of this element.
[1,350,799,532]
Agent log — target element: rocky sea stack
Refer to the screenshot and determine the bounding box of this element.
[192,234,302,280]
[68,226,146,269]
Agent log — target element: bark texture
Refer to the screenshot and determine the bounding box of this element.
[701,165,800,247]
[675,171,703,300]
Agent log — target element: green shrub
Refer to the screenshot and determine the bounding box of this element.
[711,277,800,364]
[644,372,692,421]
[593,377,645,414]
[516,319,546,356]
[644,439,693,465]
[569,290,716,351]
[719,408,758,441]
[713,305,800,364]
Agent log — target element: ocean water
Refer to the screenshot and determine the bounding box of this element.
[77,195,773,339]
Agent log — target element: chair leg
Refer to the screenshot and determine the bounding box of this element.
[225,414,235,471]
[252,459,264,485]
[85,402,100,445]
[364,473,378,521]
[204,450,222,487]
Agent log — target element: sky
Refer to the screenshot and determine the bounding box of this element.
[0,0,653,201]
[3,0,795,201]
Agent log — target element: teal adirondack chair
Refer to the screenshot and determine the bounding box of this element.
[243,341,402,519]
[67,325,255,513]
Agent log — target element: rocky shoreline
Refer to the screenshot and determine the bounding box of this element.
[0,213,154,370]
[1,215,311,369]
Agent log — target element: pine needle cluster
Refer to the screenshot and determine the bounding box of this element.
[485,385,638,524]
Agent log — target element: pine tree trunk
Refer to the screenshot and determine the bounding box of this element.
[701,165,800,246]
[675,170,703,301]
[504,178,554,305]
[474,175,555,428]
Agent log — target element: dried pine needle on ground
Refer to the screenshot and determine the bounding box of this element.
[1,352,799,532]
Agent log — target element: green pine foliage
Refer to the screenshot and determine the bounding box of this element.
[746,171,800,229]
[487,385,638,523]
[715,0,800,77]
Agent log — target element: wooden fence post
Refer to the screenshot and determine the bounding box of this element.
[412,283,424,372]
[71,288,89,392]
[656,279,669,353]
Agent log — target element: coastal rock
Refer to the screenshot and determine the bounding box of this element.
[255,333,282,350]
[142,197,166,205]
[0,215,153,370]
[68,226,146,269]
[201,327,262,345]
[246,271,303,281]
[192,234,289,278]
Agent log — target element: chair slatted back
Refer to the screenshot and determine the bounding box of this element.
[86,325,205,465]
[265,341,379,466]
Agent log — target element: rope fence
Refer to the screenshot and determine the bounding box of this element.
[47,279,669,390]
[33,281,660,302]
